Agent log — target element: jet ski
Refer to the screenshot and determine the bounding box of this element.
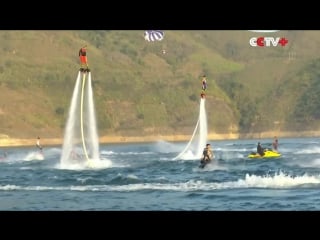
[247,149,281,158]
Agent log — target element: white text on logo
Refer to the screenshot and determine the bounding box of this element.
[249,37,288,47]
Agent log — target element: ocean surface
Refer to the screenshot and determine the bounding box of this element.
[1,137,320,211]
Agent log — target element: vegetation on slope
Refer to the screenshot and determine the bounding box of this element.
[1,30,320,139]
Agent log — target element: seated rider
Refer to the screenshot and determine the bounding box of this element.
[257,142,265,156]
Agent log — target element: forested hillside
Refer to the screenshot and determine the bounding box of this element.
[0,30,320,139]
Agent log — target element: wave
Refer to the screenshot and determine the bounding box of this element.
[2,171,319,192]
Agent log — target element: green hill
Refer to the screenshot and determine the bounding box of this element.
[0,30,320,139]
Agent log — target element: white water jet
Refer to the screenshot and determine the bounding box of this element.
[60,71,100,167]
[173,98,208,160]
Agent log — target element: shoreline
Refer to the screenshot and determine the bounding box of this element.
[1,131,320,148]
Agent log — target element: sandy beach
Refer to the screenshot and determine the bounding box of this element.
[1,130,320,148]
